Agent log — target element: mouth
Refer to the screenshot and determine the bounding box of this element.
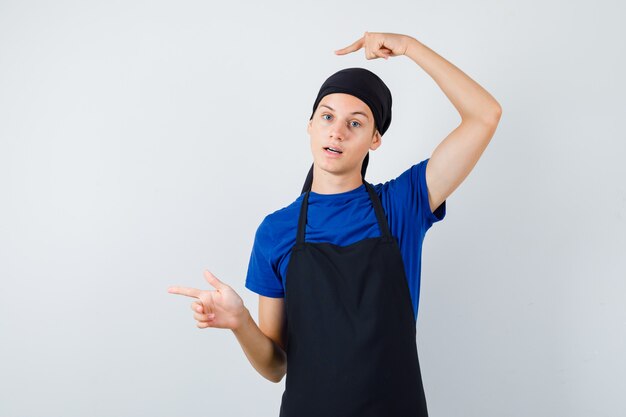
[323,146,343,154]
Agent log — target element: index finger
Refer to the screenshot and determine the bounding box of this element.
[168,286,202,298]
[334,36,364,55]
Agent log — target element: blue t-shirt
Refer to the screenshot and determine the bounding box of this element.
[245,157,446,321]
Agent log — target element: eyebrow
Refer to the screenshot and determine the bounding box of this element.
[319,104,370,120]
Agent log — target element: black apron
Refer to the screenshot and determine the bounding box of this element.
[279,181,428,417]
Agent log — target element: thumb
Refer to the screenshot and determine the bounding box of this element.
[204,269,226,290]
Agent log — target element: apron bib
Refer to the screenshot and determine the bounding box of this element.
[279,181,428,417]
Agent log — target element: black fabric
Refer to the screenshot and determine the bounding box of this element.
[279,181,428,417]
[301,67,392,195]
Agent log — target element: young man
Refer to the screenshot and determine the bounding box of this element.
[169,31,502,417]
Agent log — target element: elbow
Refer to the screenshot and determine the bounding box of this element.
[488,104,503,124]
[266,364,287,383]
[265,351,287,383]
[269,373,286,384]
[494,105,503,121]
[479,106,501,127]
[464,105,502,127]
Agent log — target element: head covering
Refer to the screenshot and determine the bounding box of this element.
[301,67,392,194]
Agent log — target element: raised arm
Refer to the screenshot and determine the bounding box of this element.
[335,32,502,212]
[401,35,502,212]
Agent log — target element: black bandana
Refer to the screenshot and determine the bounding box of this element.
[301,67,392,194]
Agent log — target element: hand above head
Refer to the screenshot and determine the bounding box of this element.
[334,31,412,60]
[168,270,248,331]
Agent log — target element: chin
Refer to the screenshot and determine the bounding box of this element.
[316,162,355,176]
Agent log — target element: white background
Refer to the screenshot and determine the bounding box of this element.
[1,1,625,416]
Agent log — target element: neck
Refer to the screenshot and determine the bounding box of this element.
[310,165,363,194]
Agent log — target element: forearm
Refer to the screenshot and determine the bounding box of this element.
[402,35,501,123]
[231,307,287,383]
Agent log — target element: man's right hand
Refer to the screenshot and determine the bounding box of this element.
[168,270,248,331]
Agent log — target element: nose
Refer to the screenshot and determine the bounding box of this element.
[329,121,348,141]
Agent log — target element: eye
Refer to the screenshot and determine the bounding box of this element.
[322,114,332,121]
[350,120,361,128]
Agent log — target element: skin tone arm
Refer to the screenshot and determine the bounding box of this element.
[336,32,503,213]
[168,270,287,383]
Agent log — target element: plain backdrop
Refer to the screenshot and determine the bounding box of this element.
[1,1,625,416]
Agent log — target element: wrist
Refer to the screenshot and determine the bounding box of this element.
[232,306,251,333]
[402,35,419,56]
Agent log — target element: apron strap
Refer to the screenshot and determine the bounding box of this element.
[364,181,393,241]
[296,189,310,245]
[296,181,393,245]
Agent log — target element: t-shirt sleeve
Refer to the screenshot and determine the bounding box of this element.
[244,217,285,298]
[395,157,446,231]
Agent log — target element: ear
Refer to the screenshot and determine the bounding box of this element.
[370,130,382,151]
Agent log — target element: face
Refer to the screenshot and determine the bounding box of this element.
[307,93,381,178]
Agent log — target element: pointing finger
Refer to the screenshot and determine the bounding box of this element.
[334,36,364,55]
[168,286,202,298]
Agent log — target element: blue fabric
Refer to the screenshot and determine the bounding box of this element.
[245,157,446,321]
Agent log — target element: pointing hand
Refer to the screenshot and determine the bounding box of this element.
[335,31,411,60]
[168,270,247,330]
